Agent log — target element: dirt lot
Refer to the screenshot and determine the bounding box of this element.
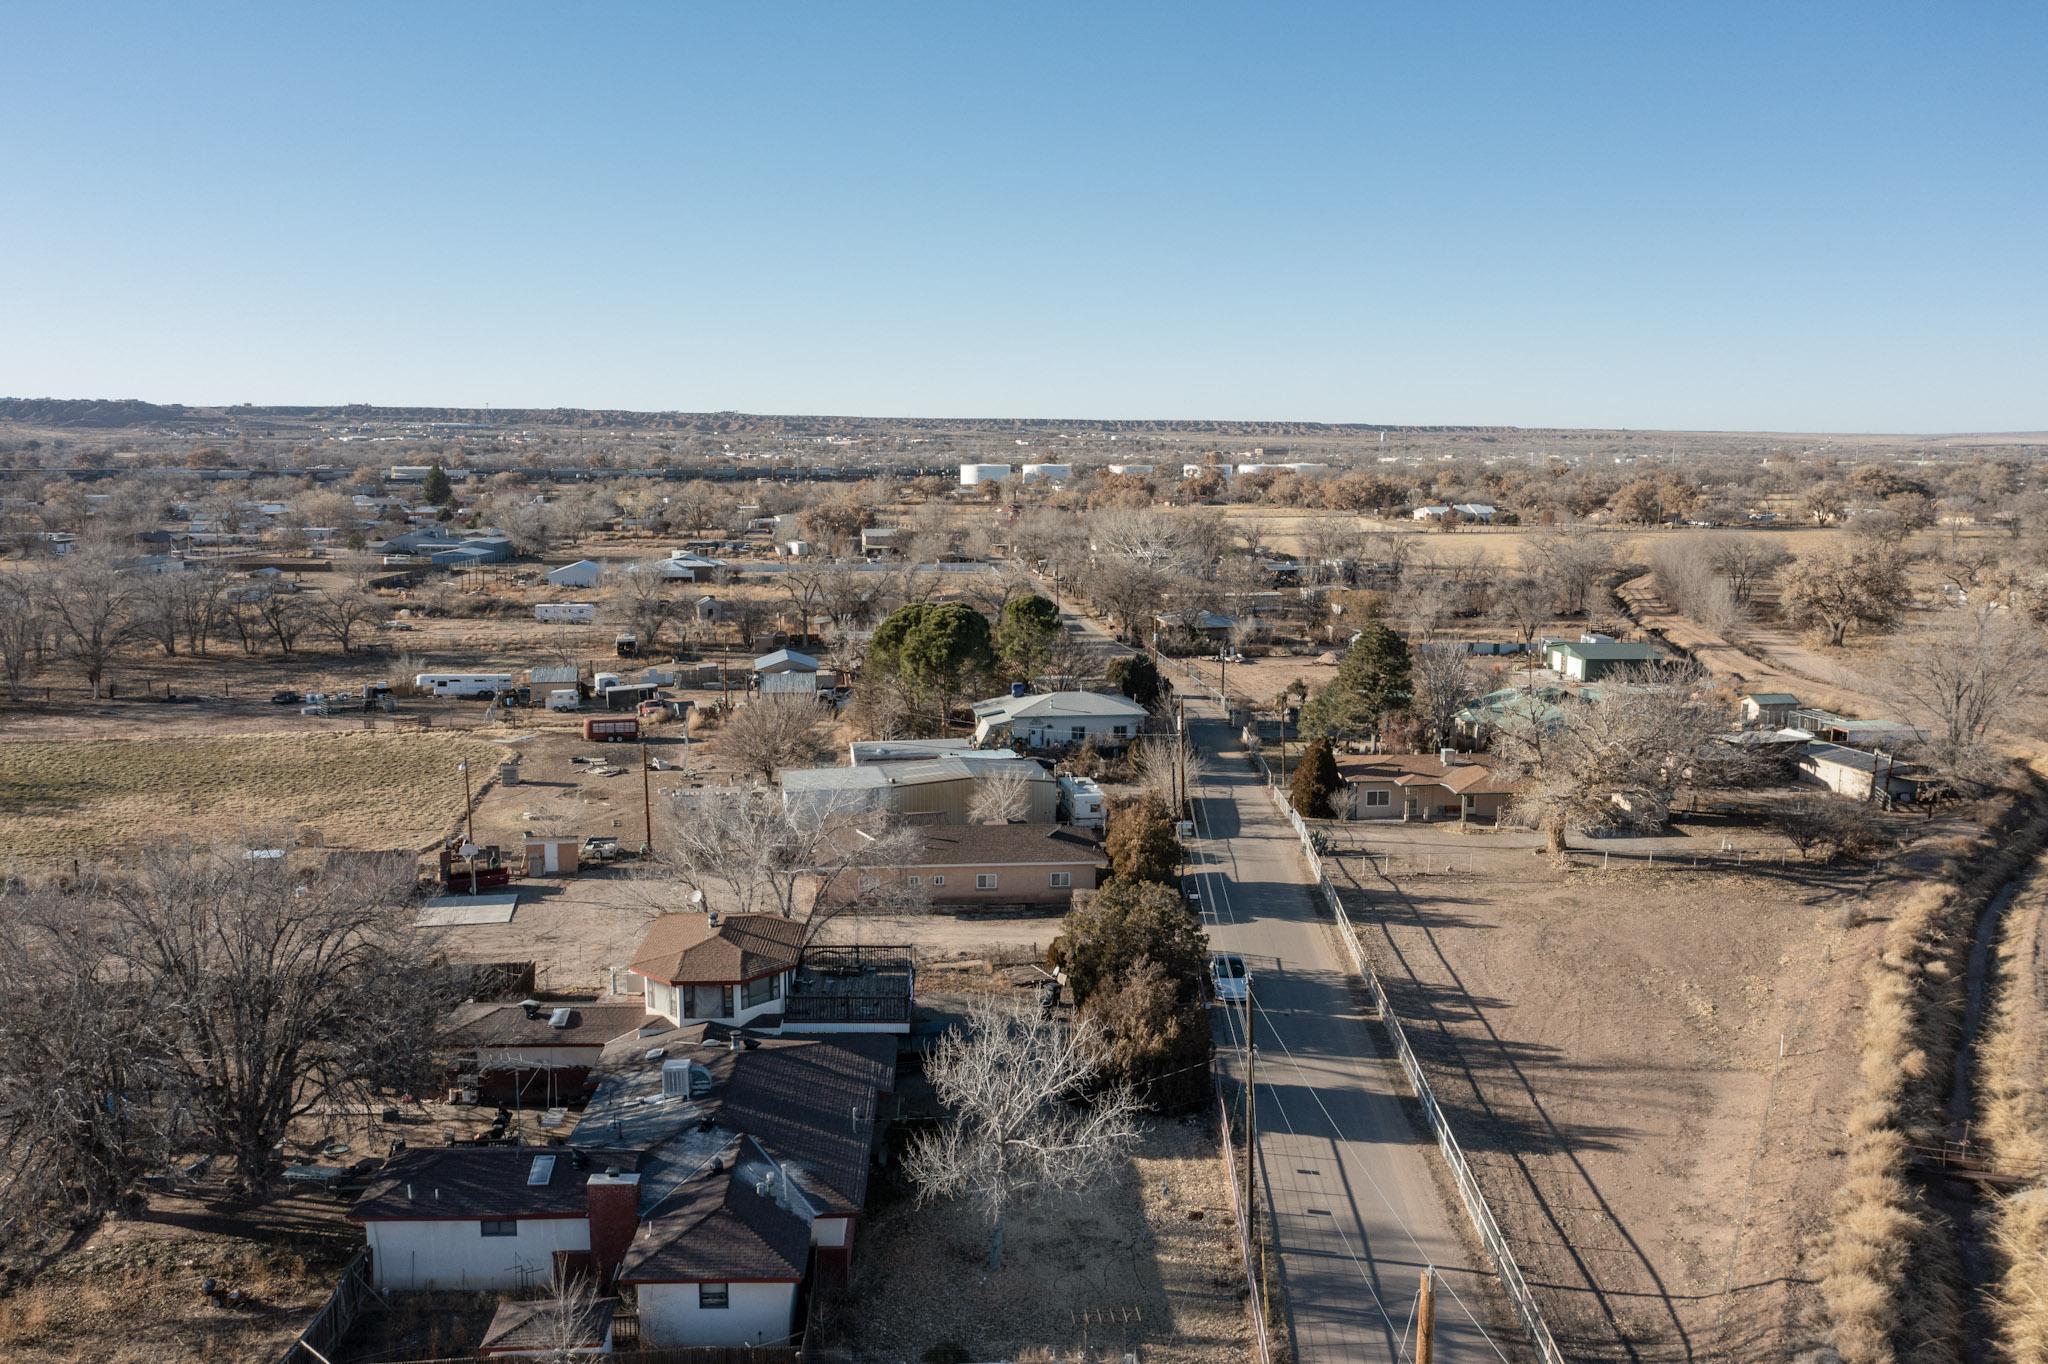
[836,1119,1250,1364]
[1325,844,1936,1362]
[0,729,509,860]
[0,1186,358,1364]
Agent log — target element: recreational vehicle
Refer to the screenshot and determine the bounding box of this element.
[413,673,514,699]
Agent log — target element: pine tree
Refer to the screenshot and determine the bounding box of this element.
[421,463,453,506]
[1300,621,1411,741]
[1289,736,1342,818]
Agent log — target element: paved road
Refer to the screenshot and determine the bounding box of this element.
[1184,699,1508,1364]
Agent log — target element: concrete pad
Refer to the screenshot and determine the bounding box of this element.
[416,891,520,926]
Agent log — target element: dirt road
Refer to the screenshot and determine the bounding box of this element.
[1184,701,1513,1364]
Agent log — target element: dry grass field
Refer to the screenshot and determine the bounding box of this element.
[0,730,509,860]
[1326,843,1958,1363]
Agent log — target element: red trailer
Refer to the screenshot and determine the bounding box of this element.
[583,715,640,743]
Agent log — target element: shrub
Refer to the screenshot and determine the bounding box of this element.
[1289,736,1341,818]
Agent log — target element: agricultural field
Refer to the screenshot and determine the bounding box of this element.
[0,730,508,860]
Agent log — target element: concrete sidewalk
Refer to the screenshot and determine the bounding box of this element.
[1187,705,1512,1364]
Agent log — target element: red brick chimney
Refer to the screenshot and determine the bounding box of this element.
[585,1170,641,1285]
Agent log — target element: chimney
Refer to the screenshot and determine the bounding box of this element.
[729,1031,743,1053]
[707,908,721,927]
[584,1171,642,1287]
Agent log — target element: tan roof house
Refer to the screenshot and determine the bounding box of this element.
[820,823,1108,910]
[1337,753,1519,823]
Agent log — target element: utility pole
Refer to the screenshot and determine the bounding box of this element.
[640,740,655,856]
[1242,982,1257,1254]
[1418,1266,1437,1364]
[457,759,474,845]
[1218,648,1228,706]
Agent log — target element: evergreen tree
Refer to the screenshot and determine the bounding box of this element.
[1106,654,1164,709]
[994,593,1061,677]
[1290,736,1342,818]
[1300,621,1411,741]
[421,463,453,506]
[1103,794,1183,885]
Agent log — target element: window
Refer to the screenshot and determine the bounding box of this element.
[699,1282,729,1309]
[1363,790,1391,808]
[907,875,921,886]
[1049,871,1072,888]
[857,874,881,892]
[480,1220,517,1238]
[976,873,998,890]
[931,875,945,887]
[1070,726,1086,742]
[1112,725,1129,738]
[743,974,780,1008]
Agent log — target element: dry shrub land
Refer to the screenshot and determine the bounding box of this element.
[0,730,506,858]
[1330,842,1949,1362]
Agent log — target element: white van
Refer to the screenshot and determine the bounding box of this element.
[413,673,514,699]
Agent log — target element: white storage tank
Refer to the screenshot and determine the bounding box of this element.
[959,463,1014,486]
[1018,463,1072,482]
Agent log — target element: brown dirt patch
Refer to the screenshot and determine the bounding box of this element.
[834,1120,1250,1364]
[1330,854,1910,1362]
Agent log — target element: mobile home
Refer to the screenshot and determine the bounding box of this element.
[414,673,515,699]
[534,603,598,624]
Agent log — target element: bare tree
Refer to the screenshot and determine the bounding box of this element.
[1491,663,1741,856]
[1523,531,1616,618]
[904,997,1141,1270]
[1409,644,1481,750]
[43,549,135,697]
[0,883,176,1229]
[523,1269,612,1364]
[968,766,1034,824]
[651,786,924,945]
[101,844,443,1188]
[609,566,682,653]
[253,587,312,654]
[1882,608,2044,789]
[1710,536,1792,606]
[309,586,389,654]
[718,694,826,783]
[1779,544,1911,646]
[0,569,47,698]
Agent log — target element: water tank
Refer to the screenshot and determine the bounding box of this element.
[959,463,1013,486]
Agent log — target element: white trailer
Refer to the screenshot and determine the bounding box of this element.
[545,689,581,712]
[534,603,598,624]
[413,672,514,699]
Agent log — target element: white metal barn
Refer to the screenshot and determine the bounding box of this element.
[546,560,604,589]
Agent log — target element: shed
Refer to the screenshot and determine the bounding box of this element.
[1740,692,1801,728]
[521,836,583,876]
[547,559,604,589]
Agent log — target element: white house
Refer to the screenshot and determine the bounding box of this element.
[970,689,1149,750]
[619,1139,809,1347]
[547,560,604,589]
[658,552,725,582]
[1411,503,1498,523]
[629,912,806,1031]
[349,1148,641,1293]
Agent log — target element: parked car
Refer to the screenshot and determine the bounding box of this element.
[1209,952,1250,1004]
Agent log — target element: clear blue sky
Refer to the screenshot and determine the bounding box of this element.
[3,3,2043,432]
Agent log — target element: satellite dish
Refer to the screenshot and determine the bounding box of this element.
[459,843,481,859]
[690,890,705,906]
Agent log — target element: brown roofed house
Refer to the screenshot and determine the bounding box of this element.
[629,912,806,1032]
[1336,752,1519,823]
[818,822,1108,910]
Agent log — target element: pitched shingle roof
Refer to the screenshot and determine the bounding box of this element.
[1336,753,1519,797]
[628,914,805,986]
[480,1296,616,1354]
[617,1141,810,1285]
[349,1146,640,1222]
[887,823,1107,868]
